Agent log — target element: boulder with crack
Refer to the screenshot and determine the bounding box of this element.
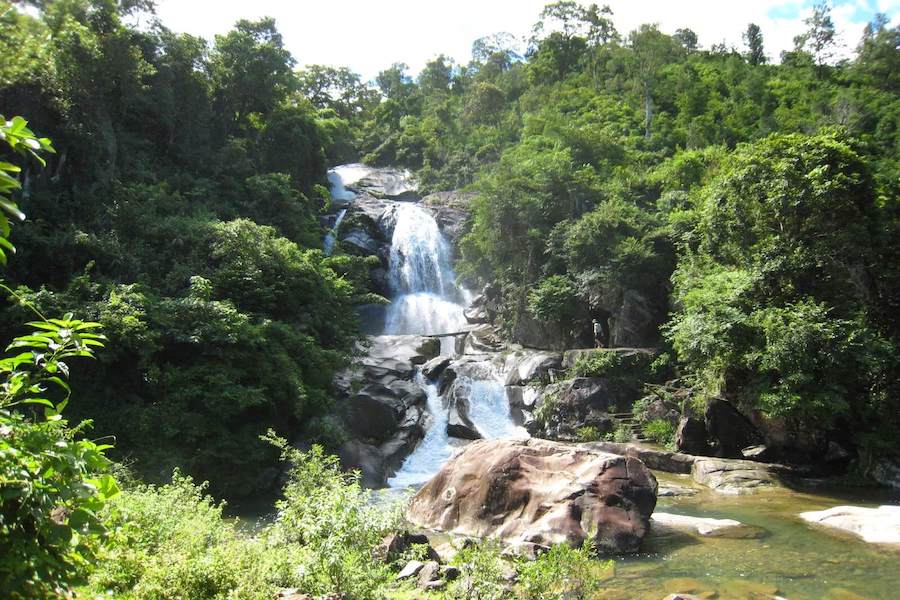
[406,438,658,554]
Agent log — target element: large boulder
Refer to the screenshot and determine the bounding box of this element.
[365,335,440,365]
[583,441,695,474]
[446,387,481,440]
[351,168,419,200]
[406,439,658,554]
[422,190,475,244]
[704,398,763,458]
[533,378,634,440]
[799,505,900,544]
[502,350,563,386]
[675,417,709,455]
[691,457,783,494]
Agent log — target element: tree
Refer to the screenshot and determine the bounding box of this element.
[743,23,766,65]
[210,18,295,131]
[0,116,115,598]
[793,1,837,68]
[296,65,377,121]
[674,28,699,52]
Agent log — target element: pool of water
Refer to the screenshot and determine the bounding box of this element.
[604,473,900,600]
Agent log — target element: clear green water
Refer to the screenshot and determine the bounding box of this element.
[604,473,900,600]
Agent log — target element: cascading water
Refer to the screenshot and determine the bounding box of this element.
[383,203,471,335]
[324,164,371,255]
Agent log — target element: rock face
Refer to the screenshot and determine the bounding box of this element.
[532,378,636,441]
[675,416,709,455]
[799,505,900,544]
[422,190,475,245]
[333,335,440,487]
[501,350,563,386]
[704,398,763,458]
[691,457,782,494]
[406,438,658,554]
[352,168,419,200]
[583,441,695,474]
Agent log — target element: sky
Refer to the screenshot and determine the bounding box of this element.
[150,0,899,80]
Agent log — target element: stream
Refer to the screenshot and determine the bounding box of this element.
[326,165,900,600]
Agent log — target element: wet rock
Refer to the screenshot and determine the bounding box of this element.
[366,335,440,365]
[396,560,425,580]
[421,355,451,380]
[675,416,708,455]
[705,398,763,458]
[406,439,658,554]
[446,391,481,440]
[691,457,782,494]
[652,512,765,538]
[340,228,378,255]
[502,350,563,386]
[422,190,474,244]
[464,323,505,352]
[662,594,702,600]
[463,303,490,324]
[799,505,900,544]
[534,378,632,440]
[657,483,699,497]
[352,168,419,200]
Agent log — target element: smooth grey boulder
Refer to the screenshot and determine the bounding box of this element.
[446,391,481,440]
[799,505,900,544]
[651,512,764,539]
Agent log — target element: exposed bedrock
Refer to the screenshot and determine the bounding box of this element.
[406,438,658,554]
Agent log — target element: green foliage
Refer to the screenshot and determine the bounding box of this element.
[449,542,508,600]
[606,421,633,443]
[527,274,579,321]
[268,434,400,600]
[0,315,114,598]
[0,116,54,264]
[85,471,289,600]
[517,541,612,600]
[575,425,603,442]
[568,350,652,380]
[643,418,676,447]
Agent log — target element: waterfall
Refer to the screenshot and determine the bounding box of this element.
[324,164,371,255]
[325,163,525,489]
[383,203,471,335]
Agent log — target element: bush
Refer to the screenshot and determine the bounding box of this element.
[517,541,613,600]
[643,418,676,447]
[450,542,509,600]
[527,274,579,321]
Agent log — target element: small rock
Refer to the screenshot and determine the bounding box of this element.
[424,579,447,591]
[396,560,425,580]
[274,589,310,600]
[417,561,441,588]
[662,595,702,600]
[501,541,549,560]
[440,565,460,581]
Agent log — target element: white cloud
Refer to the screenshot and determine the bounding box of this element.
[152,0,897,80]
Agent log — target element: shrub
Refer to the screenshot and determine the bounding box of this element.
[517,541,613,600]
[527,274,579,321]
[450,541,509,600]
[643,418,676,447]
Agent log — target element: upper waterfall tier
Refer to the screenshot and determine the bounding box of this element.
[383,202,471,335]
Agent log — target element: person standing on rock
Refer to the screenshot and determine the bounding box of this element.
[593,318,604,348]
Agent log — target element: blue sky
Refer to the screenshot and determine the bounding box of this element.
[151,0,898,80]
